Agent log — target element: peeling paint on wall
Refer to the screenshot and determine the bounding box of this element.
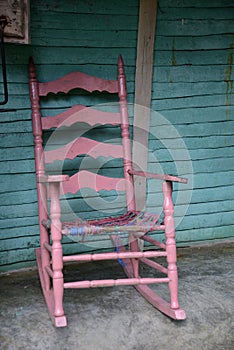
[224,37,234,118]
[172,38,177,66]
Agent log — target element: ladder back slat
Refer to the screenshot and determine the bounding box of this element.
[44,137,123,163]
[61,170,125,195]
[41,105,121,129]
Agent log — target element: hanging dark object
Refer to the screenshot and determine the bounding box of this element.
[0,15,8,105]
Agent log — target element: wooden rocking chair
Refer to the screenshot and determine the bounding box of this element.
[29,55,187,327]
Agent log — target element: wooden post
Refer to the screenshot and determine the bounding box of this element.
[133,0,157,210]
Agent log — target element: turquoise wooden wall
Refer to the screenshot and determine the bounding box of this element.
[147,0,234,246]
[0,0,233,272]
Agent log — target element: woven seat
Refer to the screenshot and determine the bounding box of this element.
[62,211,160,237]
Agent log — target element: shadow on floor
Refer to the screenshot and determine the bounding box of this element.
[0,243,234,350]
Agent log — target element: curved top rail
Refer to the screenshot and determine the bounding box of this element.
[38,71,118,97]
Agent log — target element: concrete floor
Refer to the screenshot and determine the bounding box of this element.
[0,243,234,350]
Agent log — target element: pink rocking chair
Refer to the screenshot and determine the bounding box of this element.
[29,55,187,327]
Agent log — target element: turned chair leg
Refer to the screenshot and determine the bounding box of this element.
[37,183,51,291]
[50,182,65,319]
[163,181,180,310]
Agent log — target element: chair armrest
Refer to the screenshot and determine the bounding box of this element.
[37,175,69,183]
[129,169,188,184]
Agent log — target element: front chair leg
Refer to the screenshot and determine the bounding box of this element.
[163,181,179,310]
[49,182,67,326]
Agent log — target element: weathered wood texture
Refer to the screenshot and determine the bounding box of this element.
[133,0,157,210]
[0,0,234,271]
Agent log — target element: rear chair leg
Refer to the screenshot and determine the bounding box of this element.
[40,231,51,291]
[129,233,140,277]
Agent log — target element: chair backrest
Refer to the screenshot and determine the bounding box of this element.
[29,55,136,221]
